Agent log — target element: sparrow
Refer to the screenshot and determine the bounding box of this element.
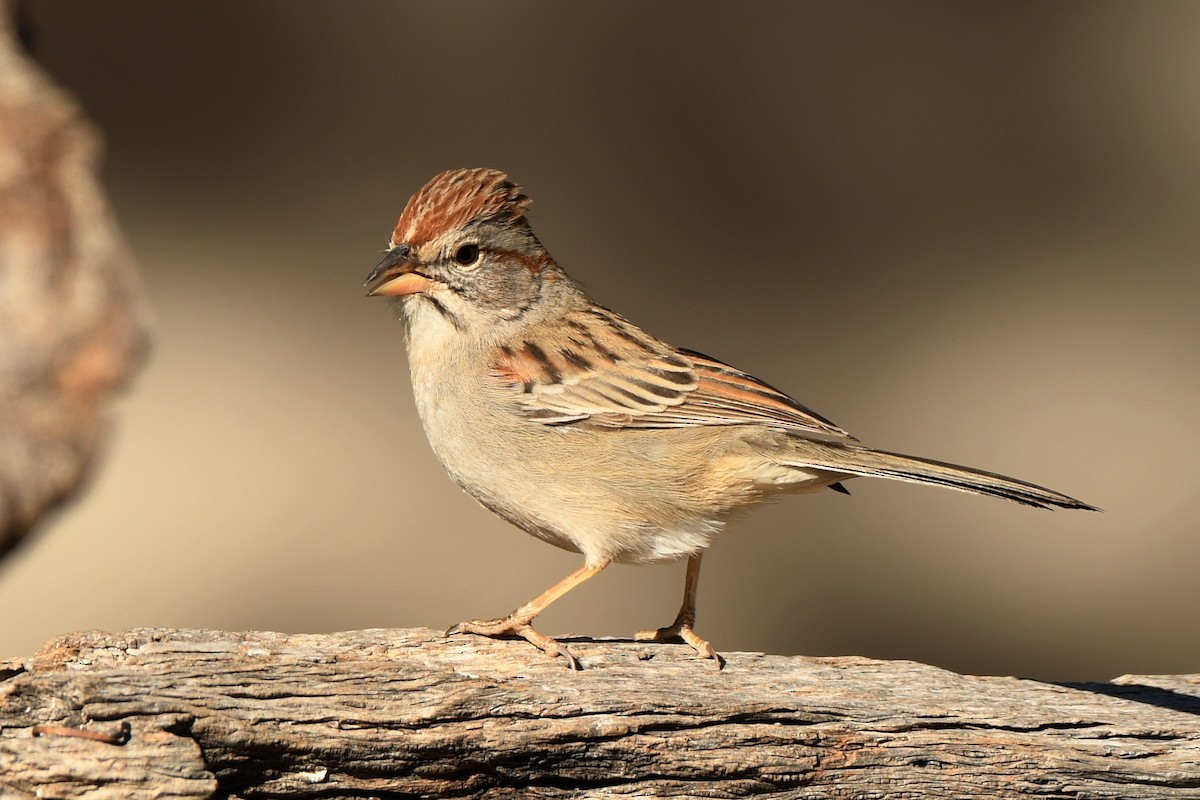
[365,167,1097,669]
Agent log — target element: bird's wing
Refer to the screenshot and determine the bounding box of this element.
[489,305,854,440]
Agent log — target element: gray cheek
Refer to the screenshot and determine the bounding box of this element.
[467,269,530,310]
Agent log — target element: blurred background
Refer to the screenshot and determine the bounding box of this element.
[2,1,1197,681]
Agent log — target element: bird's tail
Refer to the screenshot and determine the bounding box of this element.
[783,440,1099,511]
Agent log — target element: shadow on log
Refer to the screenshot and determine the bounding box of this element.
[2,627,1199,798]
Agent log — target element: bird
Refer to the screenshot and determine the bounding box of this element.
[364,167,1098,669]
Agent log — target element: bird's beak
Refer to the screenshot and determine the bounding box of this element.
[364,246,433,297]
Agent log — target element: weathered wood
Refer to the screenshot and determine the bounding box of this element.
[0,0,148,558]
[2,627,1199,799]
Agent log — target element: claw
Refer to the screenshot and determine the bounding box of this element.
[636,621,722,668]
[443,561,608,670]
[447,615,583,669]
[555,642,582,671]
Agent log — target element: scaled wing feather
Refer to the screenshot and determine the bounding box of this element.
[490,306,853,440]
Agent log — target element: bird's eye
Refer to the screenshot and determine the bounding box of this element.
[452,243,480,266]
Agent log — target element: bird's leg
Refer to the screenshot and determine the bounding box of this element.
[636,554,721,667]
[448,559,609,670]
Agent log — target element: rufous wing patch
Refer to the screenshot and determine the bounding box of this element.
[490,306,853,439]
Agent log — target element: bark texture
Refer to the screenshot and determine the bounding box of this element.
[2,627,1199,799]
[0,0,148,557]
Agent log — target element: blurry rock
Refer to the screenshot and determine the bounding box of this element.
[0,1,148,558]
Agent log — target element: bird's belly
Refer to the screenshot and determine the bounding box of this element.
[411,374,734,564]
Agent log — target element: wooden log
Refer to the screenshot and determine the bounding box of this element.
[2,627,1199,798]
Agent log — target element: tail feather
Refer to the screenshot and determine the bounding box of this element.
[785,441,1099,511]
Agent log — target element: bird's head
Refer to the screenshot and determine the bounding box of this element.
[365,168,559,330]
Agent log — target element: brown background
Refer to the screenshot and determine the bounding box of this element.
[2,1,1198,681]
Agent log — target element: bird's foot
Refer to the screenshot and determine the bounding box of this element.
[447,615,582,670]
[635,618,723,669]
